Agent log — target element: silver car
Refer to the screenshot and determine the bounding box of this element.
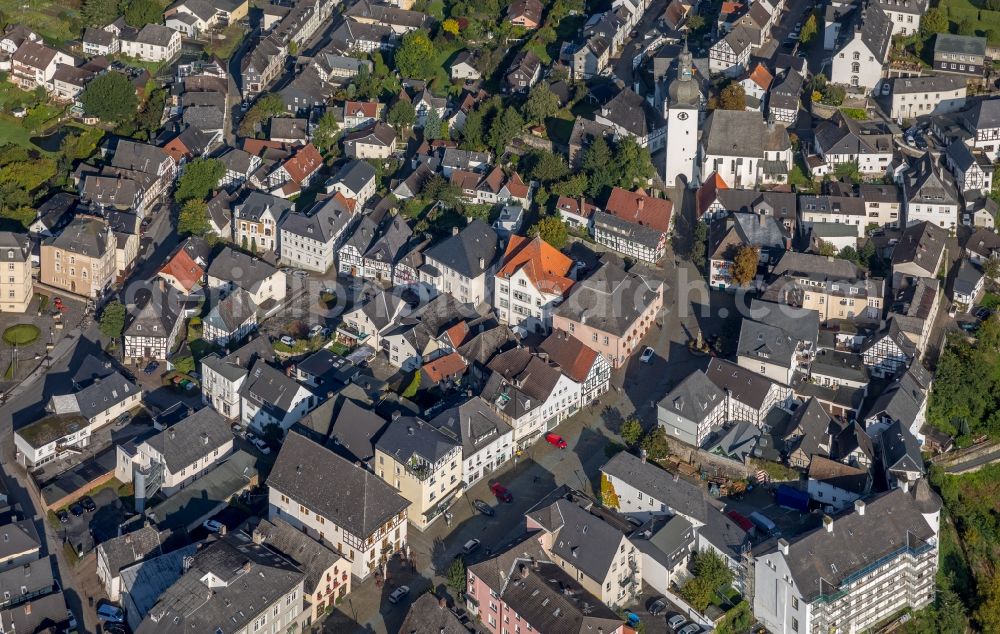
[667,615,687,631]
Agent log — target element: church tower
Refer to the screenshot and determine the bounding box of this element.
[664,39,700,188]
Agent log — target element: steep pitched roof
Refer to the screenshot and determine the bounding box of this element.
[603,187,673,232]
[497,235,574,295]
[538,329,599,383]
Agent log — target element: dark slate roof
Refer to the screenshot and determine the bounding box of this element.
[252,517,343,593]
[597,87,664,138]
[332,159,376,194]
[236,191,294,222]
[553,257,662,336]
[423,219,500,279]
[239,359,309,417]
[954,258,983,296]
[703,110,790,158]
[45,216,109,258]
[880,419,924,475]
[864,367,926,425]
[97,526,163,577]
[906,154,959,207]
[755,487,939,602]
[124,288,180,340]
[0,520,40,564]
[399,593,468,634]
[328,397,387,464]
[935,32,986,57]
[144,406,232,474]
[601,450,721,523]
[55,371,139,420]
[207,247,280,295]
[891,74,965,95]
[890,220,948,269]
[375,416,460,464]
[704,359,779,411]
[427,396,513,460]
[525,498,625,582]
[267,432,409,538]
[137,532,303,634]
[658,370,725,424]
[280,195,353,242]
[200,336,276,382]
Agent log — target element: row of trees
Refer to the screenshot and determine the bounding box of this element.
[82,0,163,28]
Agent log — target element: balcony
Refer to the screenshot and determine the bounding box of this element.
[405,460,432,481]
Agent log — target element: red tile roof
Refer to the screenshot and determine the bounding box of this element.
[159,245,204,292]
[604,187,673,232]
[344,101,380,118]
[422,352,468,383]
[696,171,729,218]
[539,329,599,383]
[498,235,574,295]
[242,138,293,156]
[747,62,773,91]
[282,143,323,184]
[443,322,470,348]
[162,136,191,164]
[450,169,481,191]
[556,196,598,219]
[504,171,529,198]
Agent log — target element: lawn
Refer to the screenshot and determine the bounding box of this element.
[938,0,1000,44]
[3,324,40,345]
[0,0,81,46]
[0,118,37,150]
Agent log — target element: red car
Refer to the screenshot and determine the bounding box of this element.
[545,433,568,449]
[490,482,513,503]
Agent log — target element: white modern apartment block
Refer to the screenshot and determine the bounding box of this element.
[754,484,940,634]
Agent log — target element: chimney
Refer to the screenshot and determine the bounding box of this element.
[854,499,865,516]
[637,197,644,211]
[252,527,265,544]
[168,428,175,440]
[901,479,910,493]
[452,226,460,236]
[219,524,227,536]
[777,538,789,556]
[520,563,529,577]
[235,356,240,366]
[822,515,833,533]
[479,257,485,270]
[438,596,447,609]
[639,448,647,463]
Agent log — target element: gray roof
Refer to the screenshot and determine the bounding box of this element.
[236,191,293,222]
[204,288,257,333]
[601,450,721,524]
[45,215,110,257]
[331,159,376,194]
[328,397,387,464]
[51,371,139,420]
[423,219,500,279]
[280,195,353,242]
[810,349,869,383]
[771,251,864,281]
[97,526,163,577]
[375,416,460,465]
[737,299,819,369]
[252,517,343,593]
[525,498,625,582]
[814,114,893,157]
[881,419,924,474]
[427,396,513,460]
[658,370,725,425]
[207,247,280,295]
[963,98,1000,131]
[137,532,304,634]
[125,289,180,339]
[906,154,959,207]
[267,432,409,538]
[363,215,412,266]
[110,139,169,175]
[954,258,983,296]
[144,407,232,474]
[269,117,308,140]
[852,1,892,60]
[239,359,309,417]
[133,23,176,47]
[935,32,986,57]
[597,87,664,138]
[554,258,662,336]
[705,358,779,410]
[702,109,790,158]
[0,520,39,564]
[218,147,257,174]
[399,593,468,634]
[0,232,30,262]
[120,545,198,626]
[807,456,870,495]
[876,0,928,15]
[201,336,276,383]
[0,555,53,598]
[890,220,948,269]
[756,487,939,602]
[892,74,965,95]
[768,70,803,112]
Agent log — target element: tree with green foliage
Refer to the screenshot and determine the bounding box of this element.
[394,31,436,79]
[614,137,654,187]
[174,158,224,203]
[522,150,568,183]
[921,8,948,36]
[99,300,126,340]
[984,258,1000,280]
[692,220,708,268]
[731,245,759,287]
[582,136,615,198]
[124,0,162,28]
[82,0,120,26]
[523,83,560,124]
[529,216,568,249]
[680,550,734,611]
[461,106,486,151]
[488,107,524,156]
[388,100,416,131]
[959,18,978,37]
[719,83,747,110]
[424,174,462,209]
[178,199,209,236]
[130,87,167,141]
[238,93,284,137]
[446,558,466,593]
[545,172,583,198]
[424,107,443,140]
[312,110,341,158]
[800,13,818,44]
[686,14,705,32]
[640,426,669,460]
[620,417,643,447]
[81,72,137,122]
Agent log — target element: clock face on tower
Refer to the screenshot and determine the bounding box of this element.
[676,112,689,120]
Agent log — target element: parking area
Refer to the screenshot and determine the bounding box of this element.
[53,487,128,557]
[721,485,821,540]
[0,291,87,388]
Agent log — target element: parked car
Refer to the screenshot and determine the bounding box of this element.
[252,437,271,455]
[96,604,125,623]
[648,598,666,616]
[545,433,568,449]
[624,611,641,627]
[976,307,991,321]
[56,510,69,524]
[143,361,159,375]
[473,499,495,516]
[490,482,513,503]
[81,496,96,512]
[280,335,296,346]
[678,624,702,634]
[388,585,410,604]
[667,614,688,631]
[309,324,324,337]
[69,502,84,517]
[103,623,127,634]
[639,346,655,364]
[463,539,481,555]
[202,519,223,533]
